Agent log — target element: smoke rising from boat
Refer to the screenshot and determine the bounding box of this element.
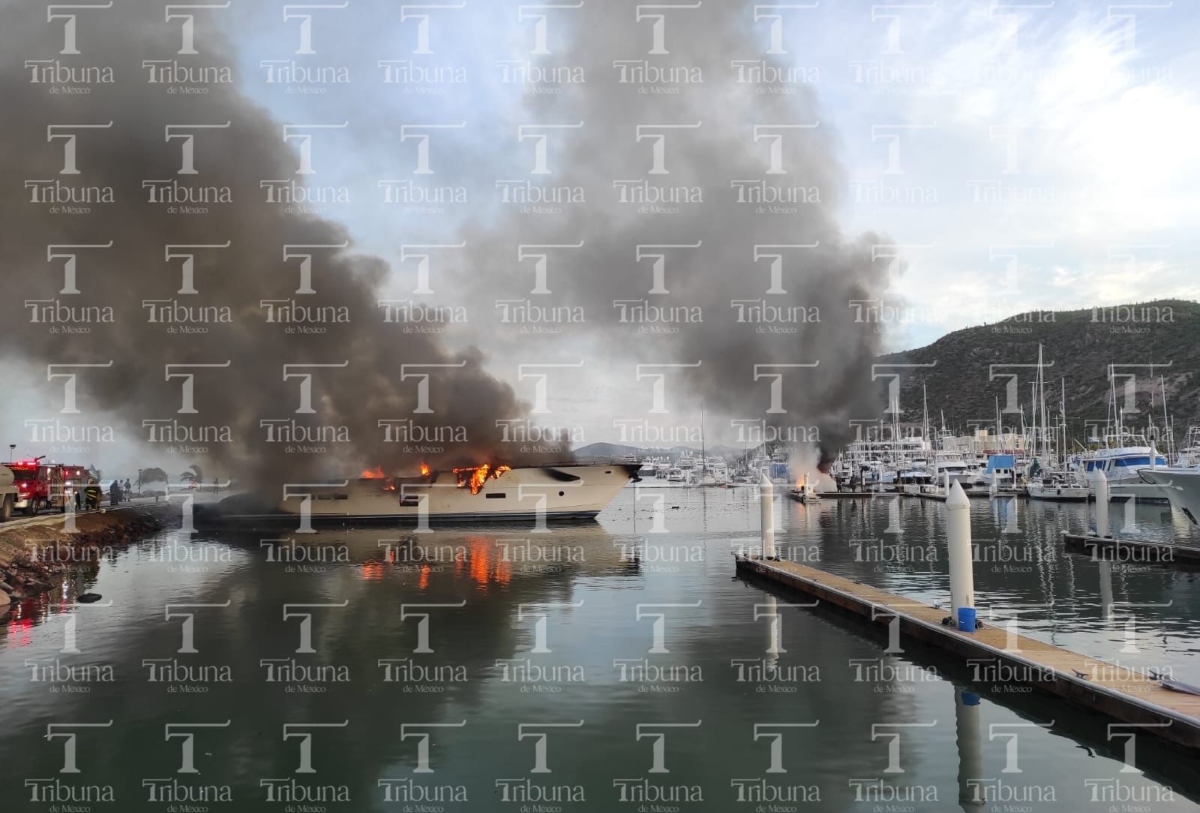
[0,0,569,489]
[454,2,894,466]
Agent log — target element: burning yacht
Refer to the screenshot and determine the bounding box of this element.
[202,463,640,526]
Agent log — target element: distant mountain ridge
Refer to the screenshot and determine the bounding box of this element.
[880,299,1200,443]
[572,300,1200,458]
[574,442,744,460]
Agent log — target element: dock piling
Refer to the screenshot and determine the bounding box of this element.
[760,473,776,559]
[946,480,975,629]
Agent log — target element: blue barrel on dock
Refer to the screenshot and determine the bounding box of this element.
[957,606,976,632]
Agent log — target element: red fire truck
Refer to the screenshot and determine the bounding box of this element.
[8,458,68,515]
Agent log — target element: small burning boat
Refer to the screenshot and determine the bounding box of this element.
[787,476,820,504]
[202,463,640,527]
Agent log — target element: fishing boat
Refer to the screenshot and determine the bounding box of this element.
[201,463,640,526]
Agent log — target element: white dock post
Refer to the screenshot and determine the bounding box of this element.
[760,473,776,559]
[947,481,975,628]
[956,688,985,811]
[1093,468,1110,538]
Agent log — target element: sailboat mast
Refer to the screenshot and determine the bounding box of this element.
[1038,344,1048,461]
[1161,375,1171,460]
[922,383,930,454]
[1060,377,1067,468]
[995,397,1002,452]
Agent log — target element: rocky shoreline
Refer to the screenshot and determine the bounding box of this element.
[0,503,177,607]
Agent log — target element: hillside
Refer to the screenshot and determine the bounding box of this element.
[880,299,1200,444]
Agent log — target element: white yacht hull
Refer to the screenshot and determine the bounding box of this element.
[1138,468,1200,524]
[205,464,638,525]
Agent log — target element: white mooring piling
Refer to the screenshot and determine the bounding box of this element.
[1093,468,1110,538]
[760,473,776,559]
[946,480,976,629]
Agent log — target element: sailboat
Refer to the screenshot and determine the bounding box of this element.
[1027,345,1088,502]
[696,405,728,487]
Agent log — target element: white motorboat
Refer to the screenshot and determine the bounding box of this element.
[1026,474,1089,502]
[1072,445,1169,502]
[202,463,639,525]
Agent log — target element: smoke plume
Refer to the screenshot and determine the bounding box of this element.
[454,1,891,465]
[0,0,570,490]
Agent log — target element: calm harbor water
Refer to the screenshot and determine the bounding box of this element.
[3,488,1200,812]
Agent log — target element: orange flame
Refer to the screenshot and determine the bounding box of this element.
[360,466,385,479]
[420,462,431,477]
[452,463,512,495]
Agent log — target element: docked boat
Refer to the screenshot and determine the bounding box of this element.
[895,469,936,496]
[982,454,1022,495]
[200,463,640,526]
[1072,445,1169,503]
[638,456,667,478]
[788,476,820,503]
[1026,474,1089,502]
[1138,467,1200,524]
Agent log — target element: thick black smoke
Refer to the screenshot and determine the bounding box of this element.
[454,1,892,461]
[0,0,566,489]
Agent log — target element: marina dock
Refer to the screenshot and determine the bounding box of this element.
[1063,533,1200,567]
[734,553,1200,752]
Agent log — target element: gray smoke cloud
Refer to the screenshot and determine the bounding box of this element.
[454,1,893,467]
[0,0,568,490]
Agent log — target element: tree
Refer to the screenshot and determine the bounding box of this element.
[179,463,204,484]
[140,467,169,485]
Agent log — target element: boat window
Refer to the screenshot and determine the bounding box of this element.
[1114,456,1151,467]
[485,493,506,499]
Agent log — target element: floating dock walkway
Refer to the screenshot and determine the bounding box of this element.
[735,553,1200,752]
[1063,533,1200,567]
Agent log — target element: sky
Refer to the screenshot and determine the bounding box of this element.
[4,0,1200,475]
[225,0,1200,347]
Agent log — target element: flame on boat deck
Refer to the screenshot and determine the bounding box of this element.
[357,462,513,494]
[452,463,512,495]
